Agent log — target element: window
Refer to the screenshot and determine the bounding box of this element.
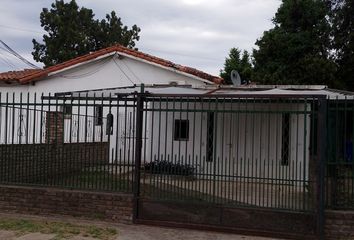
[174,119,189,141]
[63,105,72,119]
[206,112,214,162]
[95,106,103,126]
[281,113,290,166]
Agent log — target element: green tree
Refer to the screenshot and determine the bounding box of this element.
[253,0,339,87]
[330,0,354,90]
[32,0,140,67]
[220,48,253,85]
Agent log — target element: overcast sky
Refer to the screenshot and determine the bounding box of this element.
[0,0,281,75]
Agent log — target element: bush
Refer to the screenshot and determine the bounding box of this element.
[144,160,194,176]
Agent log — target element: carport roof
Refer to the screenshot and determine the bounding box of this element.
[53,84,354,100]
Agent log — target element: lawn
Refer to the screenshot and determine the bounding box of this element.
[0,218,117,240]
[37,168,133,193]
[43,169,240,205]
[38,168,312,211]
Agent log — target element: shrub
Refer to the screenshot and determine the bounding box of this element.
[144,160,194,176]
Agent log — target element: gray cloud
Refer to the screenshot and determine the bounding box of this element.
[0,0,280,75]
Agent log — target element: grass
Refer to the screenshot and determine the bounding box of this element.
[58,170,219,203]
[0,218,118,240]
[47,170,243,206]
[34,169,311,210]
[45,170,281,207]
[38,169,133,193]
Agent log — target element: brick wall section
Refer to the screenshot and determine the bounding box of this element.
[326,210,354,239]
[0,142,109,183]
[0,185,133,223]
[46,111,64,144]
[2,185,354,237]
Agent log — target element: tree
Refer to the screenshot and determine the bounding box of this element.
[253,0,339,87]
[32,0,140,67]
[220,48,253,85]
[330,0,354,90]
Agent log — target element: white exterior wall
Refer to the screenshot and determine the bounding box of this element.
[0,56,313,183]
[0,54,208,95]
[0,54,211,159]
[0,93,312,183]
[145,102,311,183]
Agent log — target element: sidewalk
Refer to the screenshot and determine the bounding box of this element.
[0,213,280,240]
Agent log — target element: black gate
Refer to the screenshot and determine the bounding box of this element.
[0,90,327,239]
[132,92,327,239]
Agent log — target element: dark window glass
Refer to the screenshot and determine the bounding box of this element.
[206,112,214,162]
[174,119,189,141]
[95,106,103,126]
[281,113,290,166]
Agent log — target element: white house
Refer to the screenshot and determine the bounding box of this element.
[1,46,350,195]
[0,45,222,157]
[112,85,316,185]
[0,45,222,93]
[1,49,353,209]
[60,84,345,187]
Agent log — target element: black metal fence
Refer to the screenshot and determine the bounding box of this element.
[0,90,353,213]
[326,97,354,210]
[0,92,136,193]
[136,93,322,213]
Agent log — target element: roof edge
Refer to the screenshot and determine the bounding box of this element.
[18,45,223,85]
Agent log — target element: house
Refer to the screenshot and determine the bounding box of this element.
[0,45,223,94]
[1,47,352,195]
[60,84,353,189]
[0,58,353,210]
[2,44,354,222]
[0,45,223,149]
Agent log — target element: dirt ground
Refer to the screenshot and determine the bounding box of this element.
[0,213,281,240]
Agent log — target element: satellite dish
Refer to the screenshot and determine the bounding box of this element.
[230,70,242,86]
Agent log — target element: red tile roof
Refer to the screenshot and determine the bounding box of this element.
[1,45,223,84]
[0,69,43,82]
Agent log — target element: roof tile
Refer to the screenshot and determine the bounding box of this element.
[0,69,43,82]
[1,45,223,84]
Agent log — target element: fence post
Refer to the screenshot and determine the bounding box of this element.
[133,85,145,223]
[317,96,327,240]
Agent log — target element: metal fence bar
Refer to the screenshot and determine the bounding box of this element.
[133,89,144,222]
[325,96,354,210]
[135,93,325,213]
[317,97,327,240]
[1,91,353,214]
[0,92,136,193]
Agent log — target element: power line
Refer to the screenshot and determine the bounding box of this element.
[0,24,43,34]
[0,45,11,54]
[0,48,21,69]
[0,40,40,69]
[0,24,222,63]
[121,60,142,83]
[58,57,112,79]
[1,25,221,64]
[0,53,17,69]
[113,57,136,85]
